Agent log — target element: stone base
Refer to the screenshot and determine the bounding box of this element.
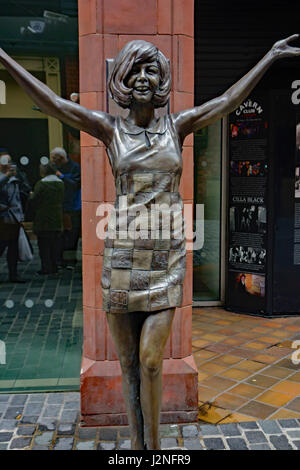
[80,355,198,427]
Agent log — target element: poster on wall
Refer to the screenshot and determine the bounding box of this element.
[294,117,300,264]
[227,95,268,312]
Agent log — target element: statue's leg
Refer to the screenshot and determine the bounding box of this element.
[139,308,175,450]
[106,312,146,450]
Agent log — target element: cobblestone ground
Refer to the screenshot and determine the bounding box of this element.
[0,392,300,450]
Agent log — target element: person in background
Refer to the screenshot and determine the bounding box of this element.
[28,162,64,275]
[0,153,25,283]
[0,148,31,212]
[49,147,81,269]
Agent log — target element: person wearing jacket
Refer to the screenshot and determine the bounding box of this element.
[28,162,64,275]
[0,153,25,282]
[50,147,81,269]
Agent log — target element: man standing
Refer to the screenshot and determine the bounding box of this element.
[50,147,81,269]
[0,153,25,282]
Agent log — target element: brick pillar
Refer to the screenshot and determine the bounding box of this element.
[79,0,198,426]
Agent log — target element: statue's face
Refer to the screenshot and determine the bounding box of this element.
[126,60,160,104]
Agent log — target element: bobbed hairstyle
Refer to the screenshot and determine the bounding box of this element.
[108,40,171,109]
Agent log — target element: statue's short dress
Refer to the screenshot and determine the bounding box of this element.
[101,114,186,313]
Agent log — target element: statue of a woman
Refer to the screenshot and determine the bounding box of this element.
[0,35,299,450]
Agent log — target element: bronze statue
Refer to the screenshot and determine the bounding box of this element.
[0,35,299,450]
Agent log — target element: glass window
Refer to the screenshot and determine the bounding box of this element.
[193,121,222,301]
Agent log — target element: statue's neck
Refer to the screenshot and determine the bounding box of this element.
[127,103,156,129]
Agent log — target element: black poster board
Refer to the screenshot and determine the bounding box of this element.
[226,66,300,315]
[226,94,269,314]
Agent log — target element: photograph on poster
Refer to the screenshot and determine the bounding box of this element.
[296,121,300,166]
[229,205,267,233]
[295,167,300,198]
[230,160,268,177]
[230,119,267,139]
[232,272,265,298]
[229,246,266,266]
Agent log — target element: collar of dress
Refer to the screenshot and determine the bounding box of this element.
[119,114,168,135]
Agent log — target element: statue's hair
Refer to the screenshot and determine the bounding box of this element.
[108,40,171,109]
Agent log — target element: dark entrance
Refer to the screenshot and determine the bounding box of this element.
[0,118,49,187]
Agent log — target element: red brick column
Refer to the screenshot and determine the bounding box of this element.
[79,0,198,426]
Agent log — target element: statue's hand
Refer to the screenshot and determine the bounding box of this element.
[272,34,300,59]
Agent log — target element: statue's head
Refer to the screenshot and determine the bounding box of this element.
[108,40,171,109]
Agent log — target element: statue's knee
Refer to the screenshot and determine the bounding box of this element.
[140,352,161,377]
[119,356,139,375]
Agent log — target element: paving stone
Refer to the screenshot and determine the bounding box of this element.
[0,395,10,403]
[60,410,78,423]
[199,424,221,436]
[269,435,293,450]
[238,421,259,430]
[292,440,300,450]
[183,439,203,450]
[245,431,268,444]
[78,427,98,439]
[226,438,248,450]
[98,442,116,450]
[53,437,74,450]
[42,405,62,418]
[278,419,299,429]
[24,403,44,415]
[47,394,65,405]
[10,437,32,449]
[161,438,178,449]
[75,440,95,450]
[37,418,57,431]
[34,432,54,446]
[160,424,179,437]
[27,394,46,403]
[286,430,300,439]
[203,438,226,450]
[31,446,48,450]
[182,425,199,438]
[250,443,272,450]
[118,439,131,450]
[258,420,281,434]
[219,423,241,436]
[0,419,17,430]
[20,415,39,424]
[99,428,118,441]
[64,393,80,402]
[0,432,13,442]
[119,427,131,438]
[63,401,79,410]
[11,395,28,406]
[0,404,8,413]
[4,407,24,419]
[57,424,76,436]
[17,425,36,436]
[0,443,8,450]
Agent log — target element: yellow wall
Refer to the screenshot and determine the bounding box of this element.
[0,71,48,119]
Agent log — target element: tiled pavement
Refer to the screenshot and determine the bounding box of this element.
[0,241,83,393]
[1,240,300,427]
[193,308,300,424]
[1,393,300,450]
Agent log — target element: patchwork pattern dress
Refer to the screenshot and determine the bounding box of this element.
[101,114,186,313]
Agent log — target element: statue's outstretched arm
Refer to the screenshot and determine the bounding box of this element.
[173,34,300,141]
[0,48,115,147]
